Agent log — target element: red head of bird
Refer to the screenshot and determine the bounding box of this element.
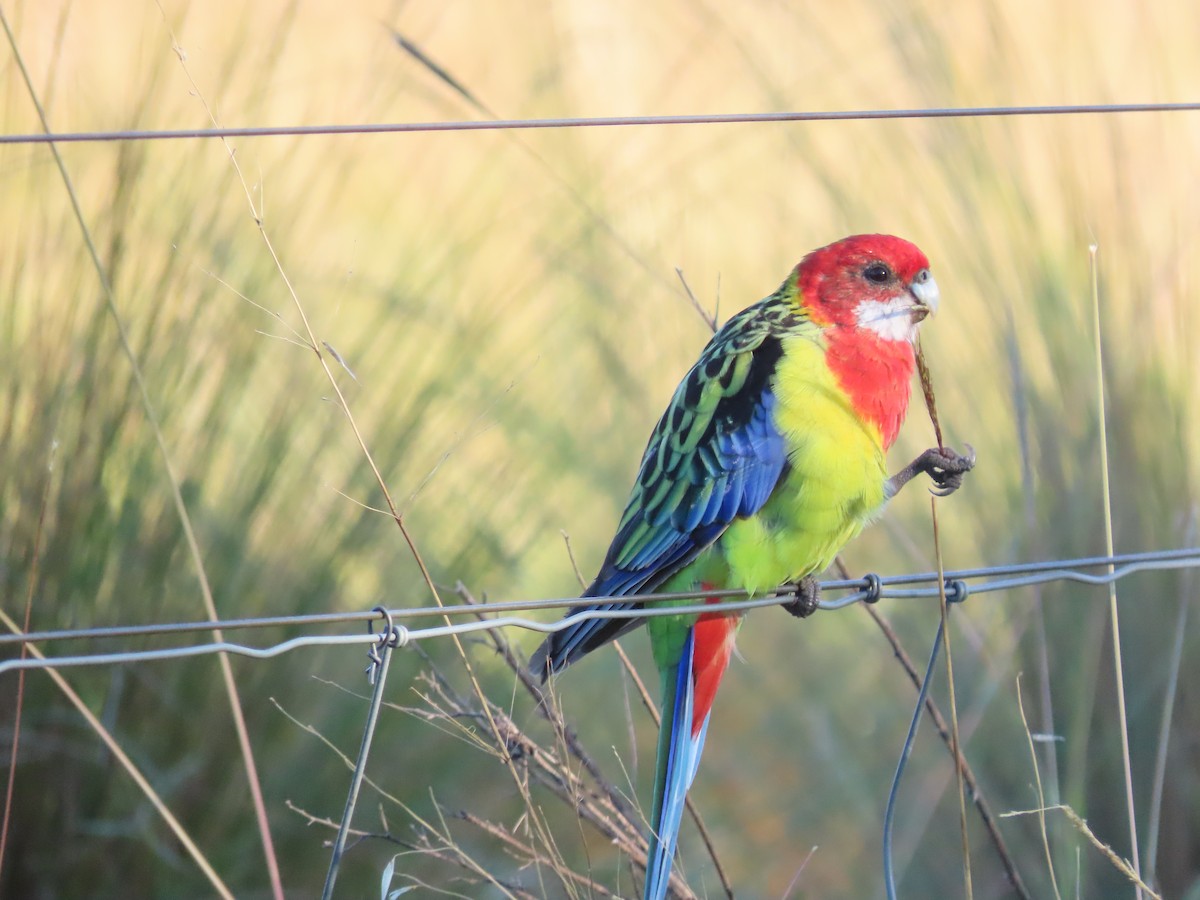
[795,233,939,344]
[790,234,939,448]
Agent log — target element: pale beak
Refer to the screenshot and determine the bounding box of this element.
[909,269,939,320]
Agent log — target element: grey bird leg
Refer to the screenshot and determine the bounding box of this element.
[782,445,975,618]
[782,574,821,618]
[887,444,976,498]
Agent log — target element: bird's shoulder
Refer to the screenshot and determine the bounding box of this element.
[610,293,809,550]
[703,288,814,358]
[661,290,814,441]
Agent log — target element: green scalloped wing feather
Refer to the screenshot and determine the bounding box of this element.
[534,295,815,673]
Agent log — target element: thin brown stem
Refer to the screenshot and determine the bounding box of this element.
[1001,804,1161,900]
[161,8,573,883]
[5,9,280,895]
[914,339,943,450]
[0,443,54,881]
[1089,243,1142,897]
[675,268,719,333]
[275,703,523,898]
[457,810,622,898]
[0,610,234,898]
[287,801,538,899]
[1016,675,1062,900]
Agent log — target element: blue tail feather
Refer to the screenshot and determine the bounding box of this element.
[644,630,711,900]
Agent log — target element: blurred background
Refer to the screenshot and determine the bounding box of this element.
[2,0,1199,896]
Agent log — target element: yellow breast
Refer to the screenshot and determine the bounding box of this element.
[718,331,890,593]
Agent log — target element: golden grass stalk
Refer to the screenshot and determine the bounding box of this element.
[1,8,282,896]
[1089,243,1142,897]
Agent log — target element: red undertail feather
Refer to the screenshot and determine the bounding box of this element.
[644,587,738,899]
[690,590,738,737]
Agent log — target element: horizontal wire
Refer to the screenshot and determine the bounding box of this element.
[3,102,1200,147]
[874,546,1200,586]
[0,596,799,675]
[3,547,1194,648]
[825,559,1200,605]
[0,585,794,646]
[1,549,1197,676]
[2,542,1190,648]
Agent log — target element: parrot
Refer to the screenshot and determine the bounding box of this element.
[530,234,974,899]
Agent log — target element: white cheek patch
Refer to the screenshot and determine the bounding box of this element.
[855,296,922,342]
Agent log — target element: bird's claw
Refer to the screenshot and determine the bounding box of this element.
[918,443,976,497]
[782,575,821,618]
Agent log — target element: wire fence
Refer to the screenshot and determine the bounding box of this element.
[3,547,1197,676]
[7,69,1200,899]
[2,101,1198,147]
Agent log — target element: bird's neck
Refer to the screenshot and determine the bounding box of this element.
[823,326,915,449]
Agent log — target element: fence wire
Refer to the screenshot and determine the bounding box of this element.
[2,102,1199,147]
[6,89,1199,900]
[2,547,1196,676]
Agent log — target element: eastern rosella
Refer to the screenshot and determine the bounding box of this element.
[531,234,973,899]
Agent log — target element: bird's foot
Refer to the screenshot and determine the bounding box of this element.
[890,444,976,497]
[782,575,821,618]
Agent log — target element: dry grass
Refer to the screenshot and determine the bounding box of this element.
[2,0,1199,896]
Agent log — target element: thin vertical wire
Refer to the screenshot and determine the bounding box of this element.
[933,500,973,898]
[883,621,944,900]
[1144,514,1196,889]
[322,638,396,900]
[1143,590,1189,887]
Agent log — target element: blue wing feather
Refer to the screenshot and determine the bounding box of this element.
[532,300,809,677]
[591,385,785,599]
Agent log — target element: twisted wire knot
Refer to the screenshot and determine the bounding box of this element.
[861,572,883,604]
[366,606,408,683]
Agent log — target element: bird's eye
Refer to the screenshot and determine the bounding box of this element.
[864,263,892,284]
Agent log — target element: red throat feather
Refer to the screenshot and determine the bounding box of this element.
[788,234,927,449]
[823,327,915,449]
